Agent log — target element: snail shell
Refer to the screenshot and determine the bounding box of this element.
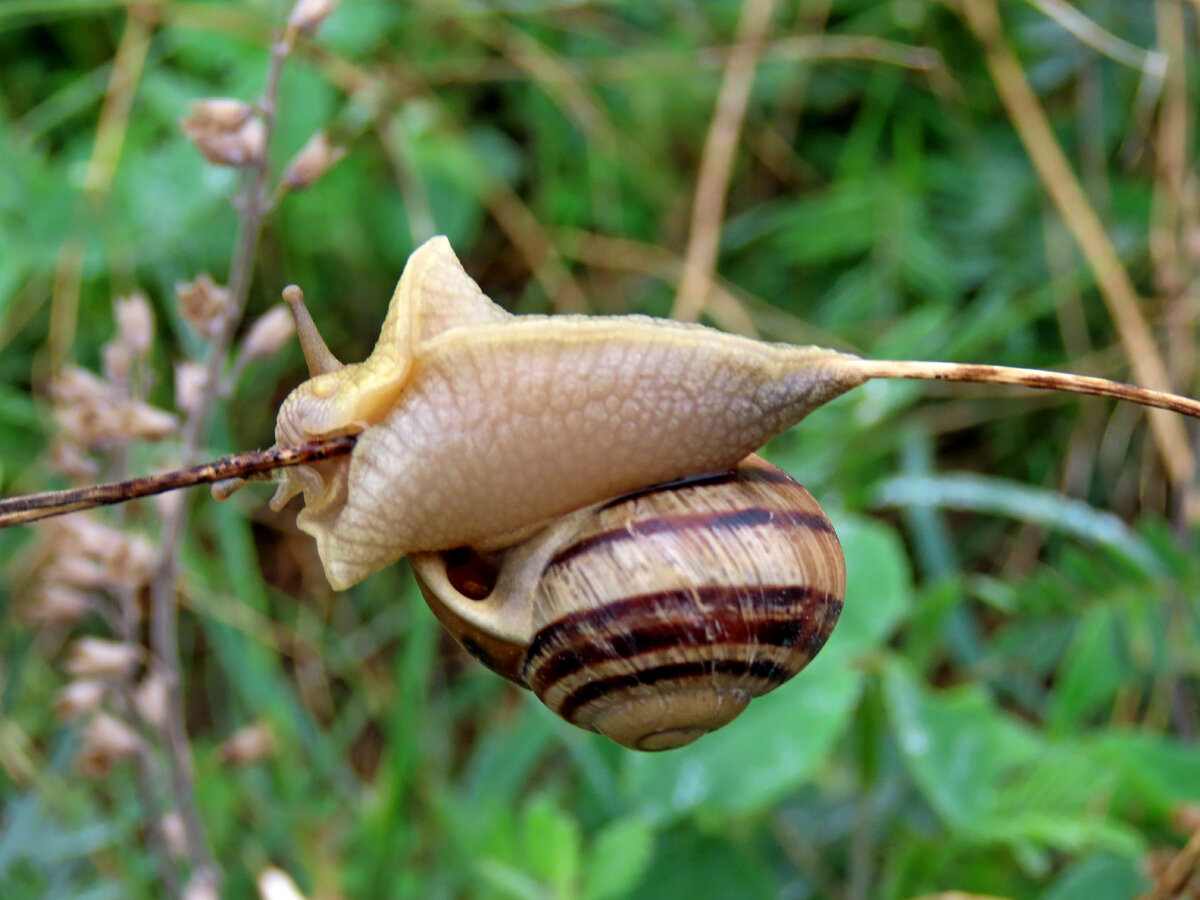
[411,455,846,751]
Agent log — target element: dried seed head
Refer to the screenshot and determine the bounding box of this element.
[242,305,297,362]
[183,871,221,900]
[288,0,337,35]
[50,367,117,408]
[257,867,309,900]
[66,637,140,679]
[281,132,346,191]
[55,680,108,719]
[46,554,110,590]
[48,439,100,479]
[54,515,126,560]
[105,533,156,589]
[177,274,232,338]
[175,360,209,416]
[50,366,178,446]
[188,98,252,130]
[22,583,92,626]
[114,292,155,354]
[78,713,143,776]
[182,99,265,167]
[218,721,275,766]
[134,671,170,731]
[121,402,179,441]
[160,811,188,859]
[102,339,133,384]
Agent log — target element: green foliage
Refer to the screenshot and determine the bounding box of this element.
[1,1,1198,898]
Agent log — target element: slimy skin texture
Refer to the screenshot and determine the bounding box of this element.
[272,237,866,590]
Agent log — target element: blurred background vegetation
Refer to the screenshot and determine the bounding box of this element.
[1,0,1199,898]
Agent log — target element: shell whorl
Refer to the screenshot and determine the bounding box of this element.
[412,455,846,751]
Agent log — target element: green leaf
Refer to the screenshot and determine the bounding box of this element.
[1047,606,1126,734]
[1040,853,1150,900]
[582,817,654,900]
[521,796,582,897]
[884,658,1042,830]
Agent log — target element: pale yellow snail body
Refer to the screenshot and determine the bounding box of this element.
[272,236,866,591]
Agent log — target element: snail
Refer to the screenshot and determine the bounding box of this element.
[5,236,1200,750]
[410,454,845,750]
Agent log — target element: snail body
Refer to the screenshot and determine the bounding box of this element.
[411,455,846,751]
[271,236,865,590]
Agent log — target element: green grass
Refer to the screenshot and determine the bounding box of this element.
[1,1,1198,898]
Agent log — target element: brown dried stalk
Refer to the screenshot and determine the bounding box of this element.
[958,0,1196,500]
[0,438,356,528]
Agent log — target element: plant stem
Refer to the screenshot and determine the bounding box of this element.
[848,359,1200,420]
[146,21,300,889]
[0,438,356,528]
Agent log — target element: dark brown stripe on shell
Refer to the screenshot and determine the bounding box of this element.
[527,606,840,696]
[523,585,842,692]
[548,507,834,571]
[557,658,794,724]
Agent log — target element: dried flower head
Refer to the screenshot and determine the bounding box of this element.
[218,721,275,766]
[160,811,188,859]
[48,439,100,479]
[102,339,133,384]
[242,305,297,362]
[55,680,108,719]
[66,637,140,679]
[175,360,209,416]
[50,366,178,446]
[182,99,265,167]
[282,132,346,191]
[177,274,232,338]
[114,292,155,354]
[183,870,221,900]
[78,712,143,776]
[21,583,92,626]
[106,533,156,589]
[288,0,337,35]
[257,867,308,900]
[46,553,111,590]
[134,671,170,731]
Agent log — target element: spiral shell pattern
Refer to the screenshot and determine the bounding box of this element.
[414,456,846,751]
[520,456,844,750]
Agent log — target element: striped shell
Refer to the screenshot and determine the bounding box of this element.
[410,455,845,751]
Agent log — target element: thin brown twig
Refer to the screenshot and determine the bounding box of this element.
[958,0,1196,506]
[1153,0,1195,392]
[672,0,777,323]
[0,438,356,528]
[1139,826,1200,900]
[146,16,305,889]
[848,359,1200,420]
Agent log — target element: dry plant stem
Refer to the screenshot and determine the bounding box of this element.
[1139,826,1200,900]
[673,0,777,323]
[848,359,1200,420]
[1153,0,1194,391]
[0,439,356,528]
[147,22,299,887]
[958,0,1196,500]
[48,6,156,371]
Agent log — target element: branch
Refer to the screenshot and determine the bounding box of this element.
[0,437,356,528]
